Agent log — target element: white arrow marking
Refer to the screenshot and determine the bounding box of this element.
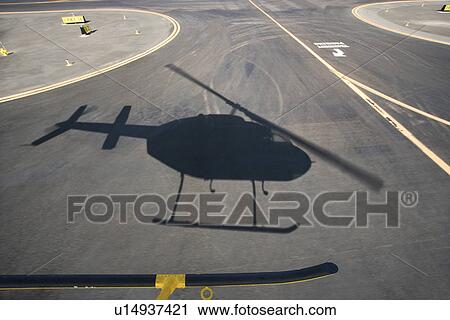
[332,48,346,57]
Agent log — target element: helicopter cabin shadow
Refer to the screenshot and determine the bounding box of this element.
[148,113,312,233]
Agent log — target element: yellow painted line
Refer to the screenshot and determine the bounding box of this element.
[247,0,450,175]
[194,274,333,289]
[342,78,450,174]
[352,1,450,46]
[0,274,331,292]
[0,8,180,104]
[348,78,450,126]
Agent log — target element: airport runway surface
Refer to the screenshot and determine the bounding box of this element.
[0,0,449,299]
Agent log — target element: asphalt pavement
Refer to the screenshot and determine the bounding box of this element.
[0,0,449,299]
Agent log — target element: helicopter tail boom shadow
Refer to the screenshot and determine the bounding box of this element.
[31,105,88,146]
[31,105,157,147]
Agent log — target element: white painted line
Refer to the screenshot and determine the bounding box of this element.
[247,0,450,175]
[314,42,350,49]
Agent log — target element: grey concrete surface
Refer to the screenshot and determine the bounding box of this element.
[0,0,449,300]
[355,1,450,44]
[0,10,172,97]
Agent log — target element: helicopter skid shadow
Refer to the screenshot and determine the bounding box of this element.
[151,218,299,234]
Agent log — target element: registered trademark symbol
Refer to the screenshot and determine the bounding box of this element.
[400,191,418,207]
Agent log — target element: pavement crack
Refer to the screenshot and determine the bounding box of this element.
[390,253,429,277]
[28,252,62,275]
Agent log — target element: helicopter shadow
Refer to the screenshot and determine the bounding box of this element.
[32,65,382,233]
[149,113,311,233]
[31,106,311,233]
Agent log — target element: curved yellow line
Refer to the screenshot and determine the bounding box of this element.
[352,1,450,46]
[0,8,181,104]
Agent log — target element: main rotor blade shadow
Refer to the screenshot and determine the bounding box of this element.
[165,64,383,190]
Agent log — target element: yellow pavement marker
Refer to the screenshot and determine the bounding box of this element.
[61,15,86,24]
[79,23,93,36]
[0,41,11,56]
[439,4,450,12]
[0,47,9,56]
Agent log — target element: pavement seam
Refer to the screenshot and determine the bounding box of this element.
[27,252,63,275]
[390,253,429,277]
